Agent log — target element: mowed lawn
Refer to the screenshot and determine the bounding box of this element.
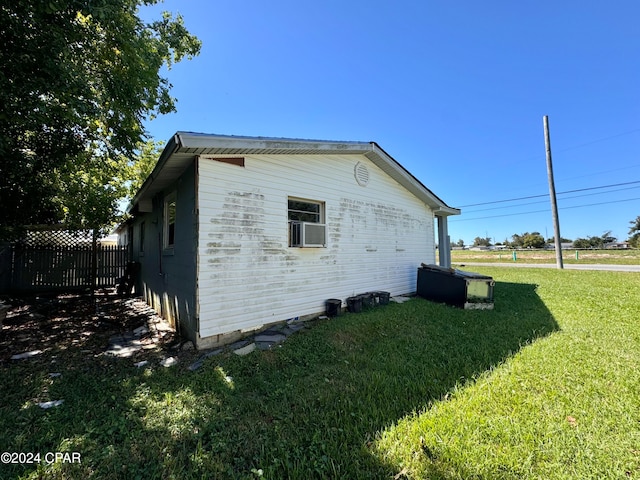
[450,247,640,265]
[1,267,639,479]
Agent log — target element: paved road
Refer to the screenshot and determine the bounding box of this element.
[454,262,640,272]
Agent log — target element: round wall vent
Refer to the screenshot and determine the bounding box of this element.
[354,162,370,186]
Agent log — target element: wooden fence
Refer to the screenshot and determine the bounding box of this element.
[2,244,129,293]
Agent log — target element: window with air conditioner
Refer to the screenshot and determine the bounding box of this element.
[288,198,326,247]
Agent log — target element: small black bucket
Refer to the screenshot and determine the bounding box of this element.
[325,299,342,317]
[360,293,374,309]
[347,296,363,313]
[377,291,390,305]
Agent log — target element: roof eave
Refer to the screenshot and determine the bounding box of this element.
[365,142,460,215]
[127,132,461,218]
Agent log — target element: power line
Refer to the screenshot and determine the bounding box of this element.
[456,128,640,200]
[457,180,640,208]
[555,128,640,154]
[450,196,640,222]
[466,185,640,214]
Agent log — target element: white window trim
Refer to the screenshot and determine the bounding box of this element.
[288,197,326,248]
[164,191,177,250]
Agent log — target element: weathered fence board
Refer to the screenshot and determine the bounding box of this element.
[2,245,128,293]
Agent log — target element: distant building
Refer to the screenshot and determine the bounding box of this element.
[604,241,630,249]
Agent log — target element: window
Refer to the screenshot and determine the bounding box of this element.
[164,193,176,248]
[288,198,326,247]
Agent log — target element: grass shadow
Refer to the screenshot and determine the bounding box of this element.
[0,281,559,478]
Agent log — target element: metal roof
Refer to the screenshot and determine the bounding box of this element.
[128,132,460,216]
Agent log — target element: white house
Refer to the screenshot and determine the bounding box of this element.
[122,132,460,349]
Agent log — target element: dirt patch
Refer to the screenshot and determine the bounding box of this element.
[0,290,197,367]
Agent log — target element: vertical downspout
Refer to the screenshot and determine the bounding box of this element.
[437,215,451,268]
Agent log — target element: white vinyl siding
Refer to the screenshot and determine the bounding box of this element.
[197,153,434,338]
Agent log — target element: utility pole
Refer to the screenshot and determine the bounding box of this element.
[543,115,564,269]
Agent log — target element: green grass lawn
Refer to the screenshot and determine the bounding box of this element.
[449,248,640,265]
[1,268,639,479]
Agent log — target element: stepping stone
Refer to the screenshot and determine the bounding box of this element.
[261,326,286,335]
[254,333,286,344]
[187,359,204,371]
[188,348,224,372]
[233,343,256,356]
[391,296,412,304]
[133,325,149,337]
[105,341,142,358]
[11,350,42,360]
[227,339,250,351]
[202,348,223,358]
[285,322,306,333]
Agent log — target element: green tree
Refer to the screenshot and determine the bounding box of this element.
[510,233,522,247]
[0,1,200,235]
[126,139,165,199]
[522,232,546,249]
[600,230,617,245]
[628,216,640,248]
[573,235,606,249]
[573,238,591,249]
[473,237,491,247]
[511,232,545,248]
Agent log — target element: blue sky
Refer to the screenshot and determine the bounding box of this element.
[140,1,640,245]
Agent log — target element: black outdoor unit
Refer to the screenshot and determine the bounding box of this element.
[416,264,494,309]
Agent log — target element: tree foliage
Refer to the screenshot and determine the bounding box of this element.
[0,0,200,235]
[472,237,492,247]
[628,216,640,248]
[573,231,617,249]
[126,139,165,199]
[510,232,546,249]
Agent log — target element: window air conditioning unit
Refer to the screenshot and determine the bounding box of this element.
[290,221,326,247]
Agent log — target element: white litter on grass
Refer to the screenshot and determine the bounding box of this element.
[48,373,62,378]
[160,357,178,367]
[134,360,148,368]
[11,350,43,360]
[38,400,64,409]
